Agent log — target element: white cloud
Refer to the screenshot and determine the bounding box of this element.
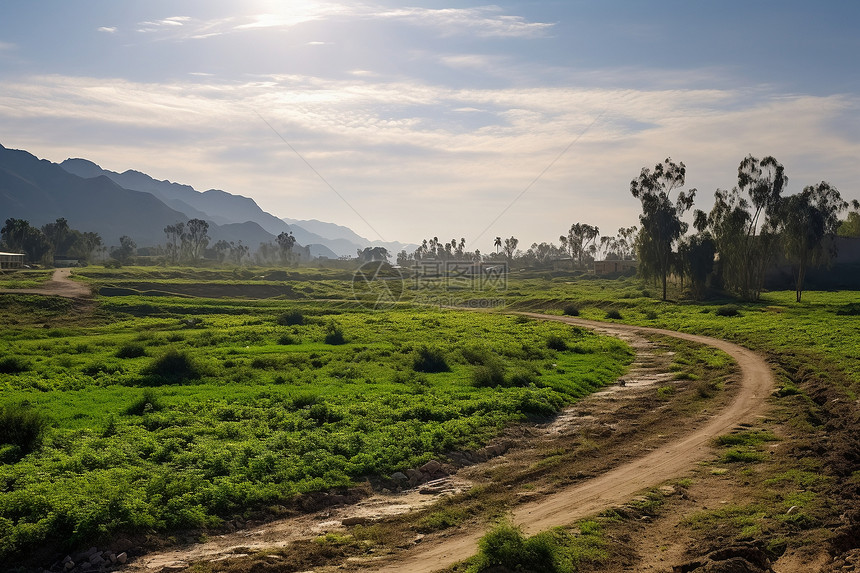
[97,26,117,34]
[0,41,16,51]
[137,16,191,33]
[2,72,858,249]
[376,6,554,38]
[126,4,551,43]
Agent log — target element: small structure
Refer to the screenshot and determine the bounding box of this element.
[594,259,638,276]
[0,252,25,269]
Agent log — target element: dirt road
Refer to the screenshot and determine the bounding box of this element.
[1,268,91,298]
[369,313,774,573]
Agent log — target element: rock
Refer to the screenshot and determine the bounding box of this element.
[419,460,443,475]
[405,468,423,486]
[117,552,128,564]
[108,552,117,563]
[660,485,677,496]
[342,516,372,526]
[390,471,408,483]
[64,561,75,571]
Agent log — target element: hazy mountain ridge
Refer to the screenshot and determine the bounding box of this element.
[283,217,416,255]
[60,158,387,256]
[0,145,338,258]
[0,144,190,246]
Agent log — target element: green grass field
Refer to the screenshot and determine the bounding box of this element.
[0,274,632,562]
[2,265,859,568]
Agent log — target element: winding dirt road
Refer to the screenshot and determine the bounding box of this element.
[369,313,774,573]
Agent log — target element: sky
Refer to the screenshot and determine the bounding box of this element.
[1,1,859,251]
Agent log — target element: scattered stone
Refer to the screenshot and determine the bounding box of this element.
[390,471,408,483]
[659,485,677,496]
[342,516,372,526]
[117,552,128,564]
[63,561,75,571]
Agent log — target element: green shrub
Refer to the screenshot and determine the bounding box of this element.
[324,323,346,345]
[508,368,538,387]
[472,521,585,573]
[715,304,740,317]
[116,343,147,359]
[461,343,493,365]
[142,349,202,384]
[644,310,658,320]
[605,309,622,319]
[0,356,29,374]
[277,333,298,345]
[291,393,319,409]
[277,310,305,326]
[546,335,567,351]
[562,303,580,316]
[413,345,450,373]
[472,361,507,387]
[0,404,48,455]
[125,389,164,415]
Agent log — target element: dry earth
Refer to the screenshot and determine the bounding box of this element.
[2,268,92,298]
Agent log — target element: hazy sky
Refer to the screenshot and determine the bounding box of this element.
[2,1,859,250]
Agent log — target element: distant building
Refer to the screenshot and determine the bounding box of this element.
[594,259,638,276]
[0,252,25,269]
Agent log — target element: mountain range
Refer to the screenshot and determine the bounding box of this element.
[0,143,413,258]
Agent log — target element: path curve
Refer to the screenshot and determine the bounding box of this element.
[369,313,774,573]
[1,268,92,298]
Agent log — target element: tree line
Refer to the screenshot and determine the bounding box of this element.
[632,155,855,302]
[1,218,103,263]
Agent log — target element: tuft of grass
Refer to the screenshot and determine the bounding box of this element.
[0,404,49,456]
[716,431,779,447]
[276,310,305,326]
[116,343,147,359]
[562,303,580,316]
[546,335,567,351]
[0,356,30,374]
[469,520,606,573]
[324,323,346,345]
[125,389,164,415]
[715,304,741,317]
[277,333,299,345]
[721,448,766,463]
[142,349,202,384]
[416,507,468,532]
[413,345,450,373]
[472,360,507,387]
[605,309,622,320]
[656,385,676,399]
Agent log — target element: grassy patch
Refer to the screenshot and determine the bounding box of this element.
[467,520,606,573]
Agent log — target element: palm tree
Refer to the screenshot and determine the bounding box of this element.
[494,236,502,254]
